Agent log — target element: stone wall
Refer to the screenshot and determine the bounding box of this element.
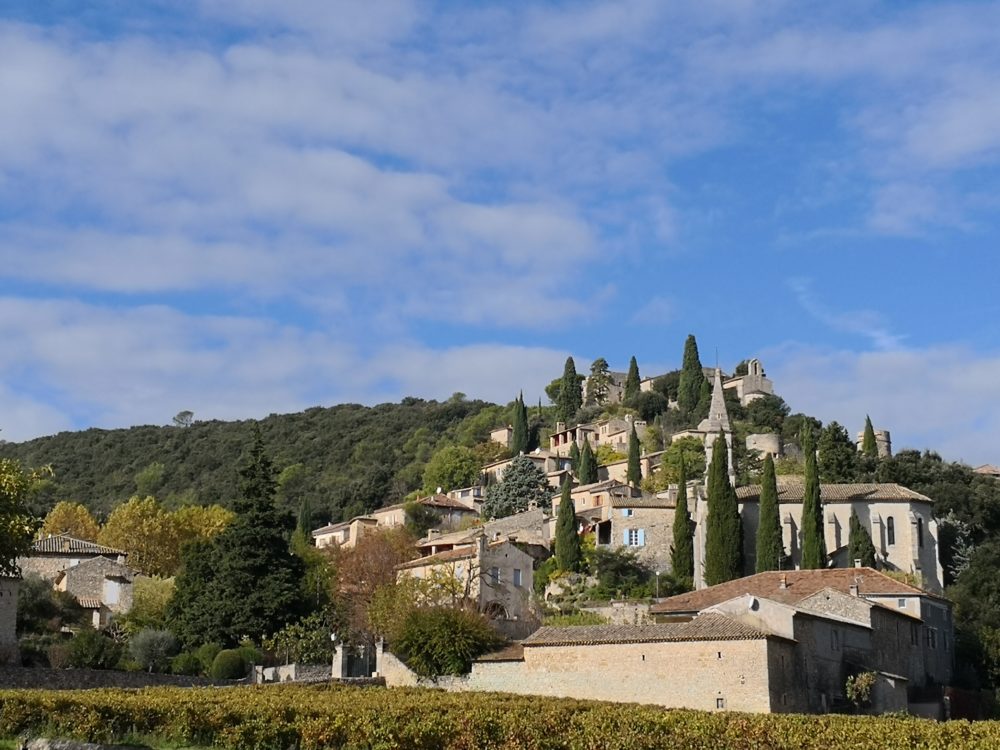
[0,666,228,690]
[0,578,18,666]
[581,602,652,625]
[379,638,780,713]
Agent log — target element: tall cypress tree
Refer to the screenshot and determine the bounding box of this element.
[555,478,582,572]
[557,357,583,422]
[704,432,743,586]
[569,441,581,474]
[627,425,641,486]
[624,356,641,403]
[677,334,705,417]
[670,457,694,581]
[755,454,783,572]
[861,415,878,459]
[694,378,712,422]
[848,510,877,568]
[511,392,529,455]
[800,427,826,569]
[578,439,598,484]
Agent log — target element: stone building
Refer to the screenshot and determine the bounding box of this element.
[481,449,572,485]
[651,568,953,711]
[723,359,774,406]
[0,577,18,665]
[669,367,734,485]
[548,416,647,458]
[54,556,136,629]
[18,534,127,581]
[396,535,535,622]
[856,428,892,458]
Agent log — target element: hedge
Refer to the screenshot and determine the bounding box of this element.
[1,684,999,750]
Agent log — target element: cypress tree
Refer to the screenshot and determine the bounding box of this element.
[848,510,877,568]
[677,334,705,417]
[296,496,313,535]
[557,357,582,422]
[755,454,783,573]
[511,392,529,455]
[704,432,743,586]
[670,456,694,581]
[861,415,878,459]
[555,478,582,572]
[578,439,598,484]
[569,441,581,474]
[800,427,826,569]
[694,378,712,422]
[627,425,641,486]
[624,356,641,403]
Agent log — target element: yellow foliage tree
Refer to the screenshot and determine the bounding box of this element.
[99,496,181,577]
[40,501,100,541]
[173,504,235,547]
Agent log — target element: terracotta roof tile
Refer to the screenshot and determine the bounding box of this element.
[651,569,936,615]
[395,547,475,571]
[76,597,102,609]
[31,534,124,557]
[523,612,769,647]
[476,643,524,662]
[735,482,932,504]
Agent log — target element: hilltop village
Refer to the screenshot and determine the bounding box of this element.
[1,336,996,719]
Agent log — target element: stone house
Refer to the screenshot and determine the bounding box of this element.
[589,495,676,573]
[722,358,774,406]
[0,577,18,665]
[598,450,664,485]
[651,568,952,710]
[396,535,535,622]
[548,416,647,458]
[54,556,136,629]
[482,449,572,485]
[974,464,1000,479]
[18,534,127,581]
[312,493,479,549]
[728,480,943,592]
[417,508,550,559]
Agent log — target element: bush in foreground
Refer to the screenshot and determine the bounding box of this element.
[393,607,504,677]
[210,649,247,679]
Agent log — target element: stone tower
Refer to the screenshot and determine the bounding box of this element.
[699,367,734,485]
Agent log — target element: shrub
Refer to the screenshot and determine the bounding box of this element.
[195,642,222,673]
[171,651,202,676]
[544,611,607,627]
[393,607,505,678]
[129,628,179,673]
[68,628,122,670]
[45,643,71,669]
[210,649,247,679]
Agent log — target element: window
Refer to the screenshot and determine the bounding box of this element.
[513,568,522,588]
[621,508,634,518]
[887,517,896,546]
[898,598,907,609]
[917,517,924,548]
[624,528,645,546]
[926,628,937,650]
[490,567,500,584]
[830,630,840,651]
[911,623,920,646]
[716,697,726,709]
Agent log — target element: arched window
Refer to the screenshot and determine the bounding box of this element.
[887,517,896,546]
[917,517,924,548]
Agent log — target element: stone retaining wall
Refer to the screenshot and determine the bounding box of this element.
[0,666,230,690]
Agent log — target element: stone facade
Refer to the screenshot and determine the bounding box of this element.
[18,535,127,583]
[54,557,136,628]
[549,416,647,458]
[723,359,774,406]
[0,577,18,665]
[856,428,892,458]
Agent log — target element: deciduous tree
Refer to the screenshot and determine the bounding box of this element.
[0,459,44,576]
[99,496,181,577]
[40,501,100,542]
[422,445,480,493]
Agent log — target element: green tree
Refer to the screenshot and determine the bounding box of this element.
[800,427,826,569]
[422,445,480,493]
[861,415,878,459]
[510,393,529,456]
[670,457,693,582]
[481,455,551,520]
[0,459,43,576]
[135,461,166,497]
[694,378,712,422]
[626,425,641,486]
[624,356,641,403]
[577,440,598,484]
[677,334,705,417]
[169,426,305,646]
[755,454,783,573]
[555,479,582,572]
[848,510,877,568]
[556,357,583,422]
[704,434,743,586]
[569,441,581,474]
[746,394,791,433]
[818,421,860,482]
[585,358,612,405]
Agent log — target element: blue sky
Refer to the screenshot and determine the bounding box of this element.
[1,0,999,464]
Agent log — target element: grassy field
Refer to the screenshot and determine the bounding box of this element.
[2,684,999,749]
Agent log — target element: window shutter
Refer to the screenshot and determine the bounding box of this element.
[638,529,646,546]
[621,509,628,518]
[623,529,630,545]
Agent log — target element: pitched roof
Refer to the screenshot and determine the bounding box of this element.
[697,367,731,434]
[417,494,478,511]
[523,613,769,647]
[735,481,932,504]
[54,556,136,583]
[974,464,1000,477]
[651,569,935,615]
[610,495,674,509]
[76,597,102,609]
[476,643,525,662]
[31,534,124,557]
[395,546,475,571]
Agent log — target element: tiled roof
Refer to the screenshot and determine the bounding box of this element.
[76,597,102,609]
[974,464,1000,476]
[476,643,525,662]
[610,495,674,509]
[418,494,477,511]
[55,556,136,582]
[650,569,934,615]
[31,534,124,557]
[311,521,350,536]
[735,481,932,504]
[395,546,475,571]
[523,613,769,647]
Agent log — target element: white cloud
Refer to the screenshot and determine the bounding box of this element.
[767,343,1000,466]
[789,278,904,351]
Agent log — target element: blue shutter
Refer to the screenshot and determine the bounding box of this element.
[638,529,646,546]
[623,529,630,545]
[621,509,628,518]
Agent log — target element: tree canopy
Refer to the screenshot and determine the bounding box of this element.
[799,428,826,569]
[755,454,783,572]
[481,455,551,520]
[555,479,582,572]
[677,334,706,418]
[670,458,693,582]
[704,434,742,586]
[40,501,100,542]
[556,357,583,422]
[0,458,42,576]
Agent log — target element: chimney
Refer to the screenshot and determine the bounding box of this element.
[779,573,788,590]
[556,421,566,433]
[849,582,860,597]
[436,486,443,494]
[426,529,441,539]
